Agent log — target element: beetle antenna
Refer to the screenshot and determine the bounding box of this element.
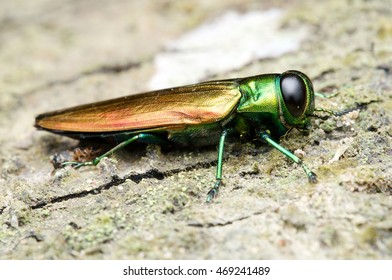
[335,100,379,116]
[310,100,379,120]
[315,92,339,99]
[309,108,337,120]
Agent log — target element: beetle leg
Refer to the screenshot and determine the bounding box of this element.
[259,131,317,183]
[206,130,228,202]
[62,133,167,168]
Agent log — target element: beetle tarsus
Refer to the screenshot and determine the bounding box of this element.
[308,172,318,183]
[206,180,223,203]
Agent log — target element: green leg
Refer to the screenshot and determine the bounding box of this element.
[206,130,228,203]
[259,132,317,183]
[62,133,167,168]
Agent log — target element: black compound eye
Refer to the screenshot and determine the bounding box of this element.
[280,73,307,117]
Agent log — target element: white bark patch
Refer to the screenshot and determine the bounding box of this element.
[149,9,308,89]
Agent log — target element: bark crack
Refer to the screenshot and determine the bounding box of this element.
[29,160,216,210]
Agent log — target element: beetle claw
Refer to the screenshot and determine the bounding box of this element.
[206,189,218,203]
[206,180,223,203]
[308,172,318,183]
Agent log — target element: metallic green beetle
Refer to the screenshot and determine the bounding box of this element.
[35,70,317,202]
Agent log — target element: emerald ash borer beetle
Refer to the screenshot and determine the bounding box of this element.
[35,70,321,202]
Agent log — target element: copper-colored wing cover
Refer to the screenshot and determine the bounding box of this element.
[35,81,242,133]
